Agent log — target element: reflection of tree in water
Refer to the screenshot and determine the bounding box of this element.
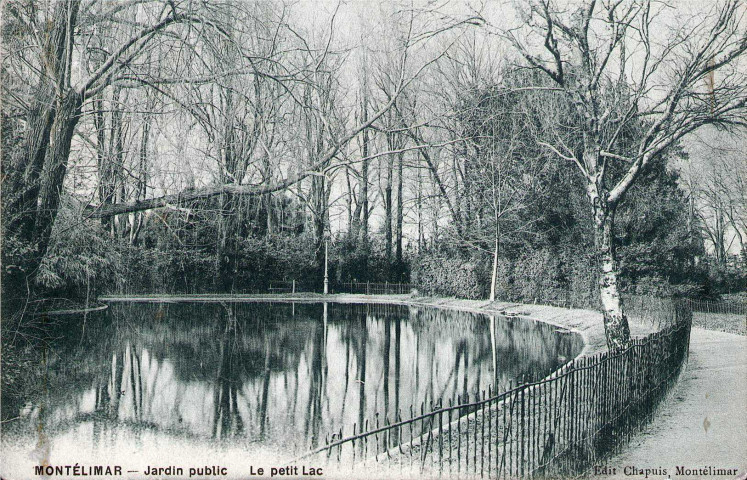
[3,302,581,456]
[356,307,368,442]
[303,303,326,448]
[212,304,244,439]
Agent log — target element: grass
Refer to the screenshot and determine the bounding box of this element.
[691,312,746,336]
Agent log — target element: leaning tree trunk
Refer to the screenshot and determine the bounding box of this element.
[489,235,499,302]
[4,0,82,290]
[31,91,84,273]
[593,202,631,350]
[7,0,80,244]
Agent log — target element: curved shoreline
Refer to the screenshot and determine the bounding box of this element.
[101,292,597,468]
[39,303,109,316]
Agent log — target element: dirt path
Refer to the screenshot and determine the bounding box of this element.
[603,328,747,480]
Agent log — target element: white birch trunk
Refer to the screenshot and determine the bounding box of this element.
[490,236,499,302]
[593,199,631,350]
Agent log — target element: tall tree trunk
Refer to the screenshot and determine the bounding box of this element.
[362,149,369,242]
[93,93,113,233]
[109,87,125,238]
[7,0,81,248]
[417,166,423,251]
[358,124,370,244]
[715,200,726,265]
[130,106,151,245]
[32,91,84,269]
[592,198,631,350]
[312,173,327,267]
[384,145,394,272]
[13,92,56,242]
[395,151,404,271]
[263,152,273,236]
[452,149,462,235]
[489,235,499,302]
[360,146,371,245]
[358,60,371,246]
[344,167,354,238]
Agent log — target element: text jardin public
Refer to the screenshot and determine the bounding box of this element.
[34,465,324,477]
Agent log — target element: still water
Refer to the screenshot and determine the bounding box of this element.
[2,301,581,467]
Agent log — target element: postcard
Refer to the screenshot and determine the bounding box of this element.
[2,1,745,479]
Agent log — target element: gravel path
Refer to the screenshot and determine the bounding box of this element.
[604,328,747,480]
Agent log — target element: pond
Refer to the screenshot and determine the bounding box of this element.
[1,301,582,475]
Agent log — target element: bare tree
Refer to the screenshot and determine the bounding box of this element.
[3,0,238,281]
[680,127,747,264]
[503,0,747,348]
[81,7,481,219]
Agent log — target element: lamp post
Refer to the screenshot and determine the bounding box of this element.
[323,239,329,295]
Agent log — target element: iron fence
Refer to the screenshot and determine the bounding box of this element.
[337,281,418,295]
[686,298,746,315]
[263,281,418,295]
[267,280,301,294]
[685,298,746,335]
[293,306,692,478]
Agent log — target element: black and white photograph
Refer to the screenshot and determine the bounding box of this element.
[1,0,746,478]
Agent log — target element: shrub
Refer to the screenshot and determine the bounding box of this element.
[413,252,487,299]
[35,200,121,298]
[565,250,599,308]
[511,249,566,303]
[412,246,602,307]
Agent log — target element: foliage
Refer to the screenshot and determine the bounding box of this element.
[439,75,708,303]
[331,235,410,285]
[702,258,747,296]
[482,247,598,308]
[34,199,122,298]
[1,234,38,303]
[116,225,322,294]
[615,154,707,295]
[119,245,217,294]
[230,233,319,291]
[412,251,486,299]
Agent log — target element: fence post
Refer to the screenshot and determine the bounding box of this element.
[292,279,296,294]
[367,281,370,295]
